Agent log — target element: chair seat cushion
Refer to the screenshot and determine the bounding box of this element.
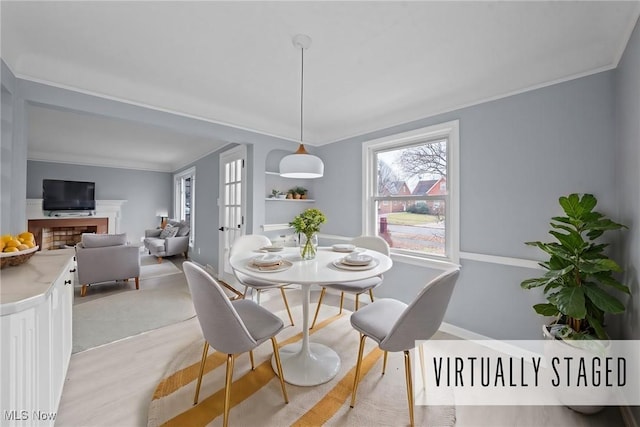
[237,272,287,289]
[350,298,408,344]
[232,299,284,344]
[144,237,165,251]
[324,276,382,293]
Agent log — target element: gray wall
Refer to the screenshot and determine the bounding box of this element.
[317,70,618,340]
[1,61,28,234]
[26,160,172,244]
[614,16,640,424]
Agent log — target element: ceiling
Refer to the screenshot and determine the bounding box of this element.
[2,1,639,172]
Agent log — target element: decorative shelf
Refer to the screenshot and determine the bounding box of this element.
[265,198,315,202]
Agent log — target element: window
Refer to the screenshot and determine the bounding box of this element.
[174,166,195,247]
[362,120,459,265]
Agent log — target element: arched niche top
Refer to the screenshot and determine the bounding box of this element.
[265,149,291,173]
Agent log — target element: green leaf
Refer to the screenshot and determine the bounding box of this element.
[549,287,586,319]
[521,278,548,289]
[593,272,631,294]
[579,194,597,214]
[586,313,608,339]
[578,258,622,274]
[582,282,626,314]
[533,303,559,316]
[550,222,579,234]
[549,230,584,251]
[551,216,573,225]
[559,194,582,219]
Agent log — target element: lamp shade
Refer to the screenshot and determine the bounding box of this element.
[279,145,324,178]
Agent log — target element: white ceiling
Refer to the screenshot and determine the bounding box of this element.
[2,1,639,172]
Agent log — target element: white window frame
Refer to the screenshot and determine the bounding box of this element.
[174,166,196,247]
[362,120,460,268]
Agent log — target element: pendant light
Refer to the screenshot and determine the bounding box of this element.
[279,34,324,179]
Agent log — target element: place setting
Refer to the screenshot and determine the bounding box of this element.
[331,251,379,271]
[259,244,284,252]
[247,253,292,272]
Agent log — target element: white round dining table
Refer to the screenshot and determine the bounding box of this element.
[229,246,393,386]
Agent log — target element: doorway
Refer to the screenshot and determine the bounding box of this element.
[217,145,247,284]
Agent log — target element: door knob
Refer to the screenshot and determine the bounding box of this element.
[218,226,225,231]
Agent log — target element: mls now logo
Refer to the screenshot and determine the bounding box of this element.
[4,410,57,421]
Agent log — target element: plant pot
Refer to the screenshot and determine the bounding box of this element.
[542,325,608,414]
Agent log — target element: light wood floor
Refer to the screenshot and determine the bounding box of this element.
[57,258,628,427]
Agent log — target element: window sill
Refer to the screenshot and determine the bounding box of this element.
[390,252,460,270]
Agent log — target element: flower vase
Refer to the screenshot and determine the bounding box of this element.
[300,233,318,260]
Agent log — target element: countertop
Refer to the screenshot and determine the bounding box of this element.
[0,249,75,315]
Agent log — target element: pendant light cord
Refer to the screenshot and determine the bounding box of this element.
[300,46,304,143]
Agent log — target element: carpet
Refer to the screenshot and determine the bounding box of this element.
[73,284,196,353]
[148,305,455,427]
[140,255,183,280]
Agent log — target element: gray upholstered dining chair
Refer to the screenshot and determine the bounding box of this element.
[230,234,295,326]
[183,262,289,427]
[349,268,460,427]
[310,235,390,329]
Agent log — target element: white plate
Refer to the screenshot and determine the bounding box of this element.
[261,245,284,252]
[332,258,379,271]
[251,254,283,266]
[247,259,293,273]
[343,253,373,266]
[332,243,356,253]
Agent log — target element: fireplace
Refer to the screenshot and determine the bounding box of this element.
[26,199,126,251]
[28,217,109,250]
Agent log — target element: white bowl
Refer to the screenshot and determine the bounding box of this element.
[251,254,282,266]
[342,253,373,266]
[332,243,356,252]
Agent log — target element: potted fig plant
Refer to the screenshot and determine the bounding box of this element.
[521,193,629,413]
[521,193,629,340]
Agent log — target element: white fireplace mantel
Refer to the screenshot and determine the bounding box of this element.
[26,199,127,234]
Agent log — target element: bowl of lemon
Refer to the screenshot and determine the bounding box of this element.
[0,232,39,269]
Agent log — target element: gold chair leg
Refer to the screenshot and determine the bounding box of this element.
[223,354,235,427]
[350,334,367,408]
[310,287,326,329]
[271,337,289,404]
[382,351,388,375]
[280,287,295,326]
[355,294,360,311]
[404,350,415,427]
[135,276,140,290]
[418,344,426,390]
[369,289,374,302]
[193,341,209,405]
[339,292,345,314]
[80,284,87,297]
[249,350,255,370]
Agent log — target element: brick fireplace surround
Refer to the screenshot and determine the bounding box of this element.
[26,199,126,251]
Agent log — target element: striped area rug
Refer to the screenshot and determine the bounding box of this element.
[148,305,455,426]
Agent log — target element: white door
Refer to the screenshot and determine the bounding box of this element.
[218,145,247,284]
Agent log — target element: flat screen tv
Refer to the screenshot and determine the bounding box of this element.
[42,179,96,211]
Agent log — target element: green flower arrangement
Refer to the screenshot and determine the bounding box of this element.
[289,208,327,259]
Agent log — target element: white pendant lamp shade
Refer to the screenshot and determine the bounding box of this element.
[280,34,324,179]
[279,144,324,178]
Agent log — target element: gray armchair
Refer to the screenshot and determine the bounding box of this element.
[143,219,190,263]
[75,233,141,297]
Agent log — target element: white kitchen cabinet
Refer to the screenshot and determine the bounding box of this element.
[1,250,74,426]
